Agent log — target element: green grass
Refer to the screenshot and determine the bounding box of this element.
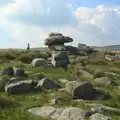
[0,51,120,120]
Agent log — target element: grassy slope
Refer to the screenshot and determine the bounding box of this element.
[0,51,120,119]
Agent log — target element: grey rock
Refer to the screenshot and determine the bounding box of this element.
[91,103,120,114]
[79,70,93,79]
[29,73,44,80]
[94,77,117,86]
[2,66,14,76]
[49,32,63,37]
[90,113,111,120]
[45,36,73,46]
[105,55,114,62]
[32,58,48,67]
[37,78,61,90]
[57,107,90,120]
[5,80,33,93]
[59,79,68,84]
[49,45,66,51]
[13,67,25,77]
[8,77,25,84]
[28,106,90,120]
[65,81,94,100]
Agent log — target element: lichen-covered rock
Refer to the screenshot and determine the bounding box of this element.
[37,78,61,90]
[90,113,111,120]
[2,66,14,76]
[78,70,93,79]
[65,81,94,100]
[29,73,44,80]
[5,80,33,93]
[94,77,117,86]
[13,67,25,77]
[28,106,90,120]
[32,58,48,67]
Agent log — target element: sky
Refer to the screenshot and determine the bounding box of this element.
[0,0,120,48]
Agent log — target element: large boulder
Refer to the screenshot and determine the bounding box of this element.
[32,58,48,67]
[94,77,117,86]
[105,55,114,62]
[65,81,94,100]
[51,51,68,61]
[28,106,90,120]
[90,113,111,120]
[5,80,33,93]
[78,70,93,79]
[8,77,25,84]
[13,67,25,77]
[29,73,44,80]
[37,78,61,90]
[45,36,73,46]
[2,66,14,76]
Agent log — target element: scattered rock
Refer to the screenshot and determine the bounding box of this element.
[49,97,58,105]
[8,77,25,84]
[32,58,48,67]
[65,80,94,100]
[13,67,25,77]
[37,78,61,90]
[105,55,114,62]
[2,66,14,76]
[90,113,111,120]
[94,77,117,86]
[91,103,120,114]
[59,79,68,84]
[78,70,93,79]
[29,73,44,80]
[28,106,90,120]
[5,80,33,93]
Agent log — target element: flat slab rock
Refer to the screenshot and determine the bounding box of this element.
[28,106,90,120]
[90,113,111,120]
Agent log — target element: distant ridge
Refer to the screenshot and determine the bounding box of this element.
[91,45,120,50]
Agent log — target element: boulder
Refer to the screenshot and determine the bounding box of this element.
[94,77,117,86]
[28,106,90,120]
[65,81,94,100]
[29,73,44,80]
[5,80,33,93]
[49,45,66,51]
[13,67,25,77]
[49,32,63,37]
[37,78,61,90]
[45,36,73,45]
[56,107,90,120]
[51,51,68,61]
[2,66,14,76]
[90,113,111,120]
[105,55,114,62]
[32,58,48,67]
[8,77,25,84]
[78,70,93,79]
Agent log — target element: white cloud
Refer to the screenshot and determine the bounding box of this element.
[0,1,120,48]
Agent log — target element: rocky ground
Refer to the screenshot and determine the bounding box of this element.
[0,50,120,120]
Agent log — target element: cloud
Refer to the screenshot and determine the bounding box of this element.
[0,1,120,48]
[7,0,76,27]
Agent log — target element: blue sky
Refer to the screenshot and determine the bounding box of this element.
[0,0,120,48]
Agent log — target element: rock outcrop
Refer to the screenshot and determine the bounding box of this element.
[44,32,73,70]
[65,81,94,100]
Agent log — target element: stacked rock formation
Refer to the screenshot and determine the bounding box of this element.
[44,33,73,70]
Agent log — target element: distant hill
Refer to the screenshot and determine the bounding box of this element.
[91,45,120,51]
